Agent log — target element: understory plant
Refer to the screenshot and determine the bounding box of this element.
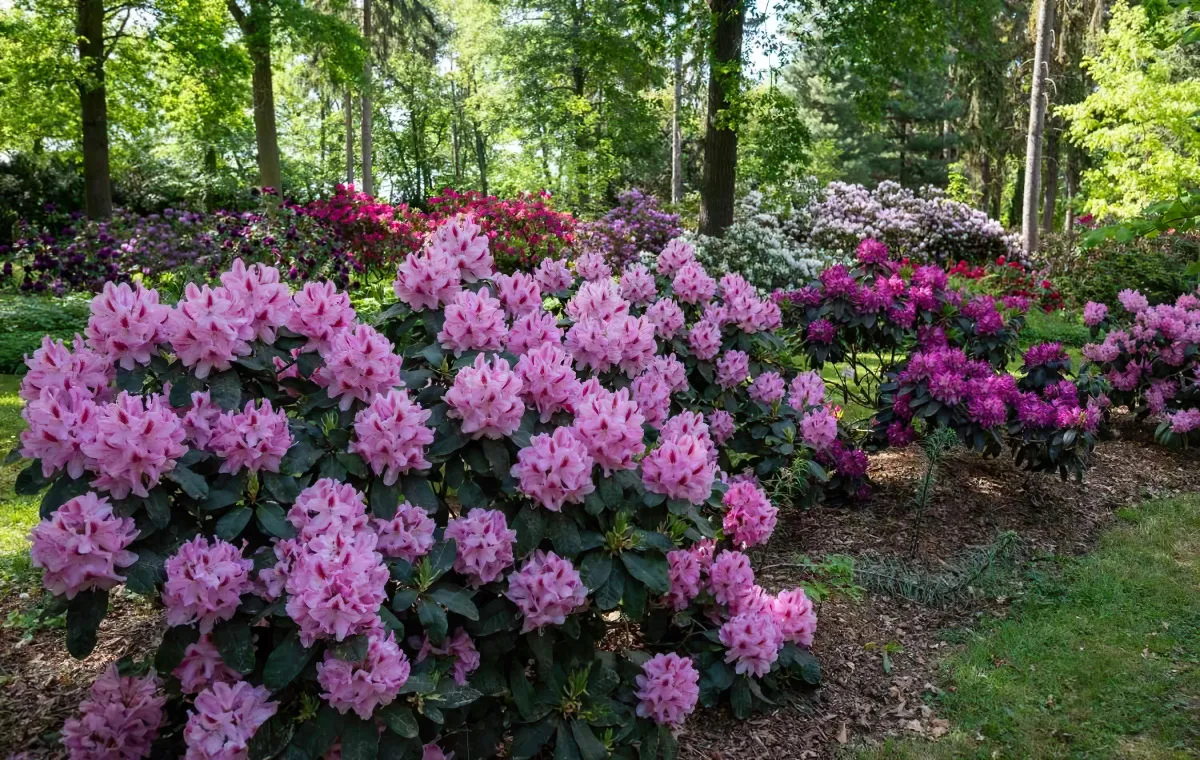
[14,222,863,759]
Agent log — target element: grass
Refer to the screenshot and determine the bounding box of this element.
[856,495,1200,760]
[0,374,39,588]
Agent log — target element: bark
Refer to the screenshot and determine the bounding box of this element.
[1021,0,1054,254]
[473,123,488,196]
[77,0,112,219]
[671,48,684,205]
[360,0,374,196]
[228,0,282,192]
[344,89,355,186]
[1041,123,1060,234]
[698,0,745,237]
[980,153,992,214]
[1063,148,1079,232]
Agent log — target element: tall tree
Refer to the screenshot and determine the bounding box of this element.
[76,0,114,217]
[699,0,745,236]
[226,0,282,190]
[1021,0,1054,253]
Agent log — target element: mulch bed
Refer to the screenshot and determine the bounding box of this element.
[2,420,1198,758]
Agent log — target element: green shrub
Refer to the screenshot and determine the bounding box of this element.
[1020,309,1091,349]
[1041,231,1199,308]
[0,296,91,373]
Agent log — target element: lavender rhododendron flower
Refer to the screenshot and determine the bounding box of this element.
[719,608,784,677]
[722,481,778,548]
[672,260,717,304]
[707,409,735,444]
[85,281,170,370]
[445,508,517,586]
[21,334,112,402]
[708,550,755,607]
[174,634,241,695]
[374,503,436,563]
[642,434,716,504]
[317,627,411,719]
[748,371,785,405]
[219,258,291,343]
[29,492,138,599]
[512,428,596,511]
[771,588,817,647]
[428,214,494,282]
[657,238,696,275]
[664,548,702,610]
[438,287,508,355]
[350,389,434,484]
[570,386,645,474]
[284,529,390,646]
[566,279,629,323]
[507,310,563,355]
[686,321,721,362]
[286,281,356,354]
[394,249,462,311]
[209,398,292,474]
[20,387,98,479]
[183,681,277,760]
[62,665,166,760]
[506,550,588,632]
[492,271,543,316]
[620,263,657,304]
[533,257,574,292]
[445,354,525,439]
[321,323,404,410]
[163,535,254,633]
[574,250,612,281]
[645,298,685,340]
[413,627,481,686]
[83,391,187,499]
[167,283,255,379]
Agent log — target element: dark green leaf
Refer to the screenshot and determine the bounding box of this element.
[548,513,581,556]
[281,439,324,474]
[208,370,243,411]
[377,607,405,637]
[331,634,369,662]
[659,724,679,760]
[169,373,201,407]
[124,550,164,594]
[377,704,419,738]
[473,603,516,636]
[555,722,582,760]
[288,705,343,759]
[429,586,479,620]
[392,588,419,612]
[167,465,209,499]
[213,619,256,674]
[398,671,437,695]
[514,505,546,556]
[433,682,482,709]
[318,456,348,482]
[156,625,201,673]
[570,720,607,760]
[337,452,368,478]
[730,676,752,719]
[578,552,612,592]
[39,475,90,518]
[262,631,312,690]
[595,565,626,611]
[114,366,147,394]
[620,551,670,594]
[15,462,50,496]
[427,539,457,578]
[510,717,558,760]
[481,438,511,476]
[248,714,294,760]
[428,430,468,458]
[369,480,401,519]
[66,589,109,658]
[456,481,487,510]
[341,715,379,760]
[401,475,438,510]
[510,665,539,720]
[263,472,302,503]
[597,476,622,507]
[418,598,449,644]
[216,507,253,541]
[256,503,297,539]
[202,486,242,511]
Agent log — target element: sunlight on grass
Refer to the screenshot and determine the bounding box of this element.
[855,495,1200,760]
[0,375,39,586]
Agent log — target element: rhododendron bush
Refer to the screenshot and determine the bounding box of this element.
[14,222,853,759]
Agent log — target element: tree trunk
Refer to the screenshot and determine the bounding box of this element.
[671,47,684,205]
[698,0,745,237]
[319,95,328,176]
[1021,0,1054,254]
[980,153,992,214]
[360,0,373,196]
[76,0,112,219]
[1040,123,1060,234]
[1063,148,1079,232]
[344,90,355,186]
[473,124,488,196]
[231,0,283,193]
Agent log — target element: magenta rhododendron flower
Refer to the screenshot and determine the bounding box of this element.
[800,407,838,450]
[512,428,596,511]
[575,250,613,281]
[220,259,291,343]
[688,319,721,361]
[664,548,702,611]
[722,481,778,548]
[445,508,517,587]
[62,665,166,760]
[516,342,581,422]
[565,318,623,374]
[374,502,436,563]
[286,281,356,354]
[856,238,890,265]
[719,609,784,677]
[645,298,685,340]
[566,279,630,323]
[887,421,916,447]
[1168,408,1200,433]
[506,550,588,632]
[181,390,222,449]
[507,310,564,355]
[21,387,98,479]
[438,288,508,355]
[707,409,735,444]
[715,350,749,389]
[350,389,433,484]
[29,491,137,599]
[1082,301,1107,326]
[708,550,755,607]
[167,283,255,379]
[789,371,825,409]
[620,263,657,304]
[1118,288,1149,313]
[534,257,574,292]
[285,530,390,646]
[21,334,112,402]
[86,281,170,370]
[642,433,714,504]
[635,653,700,726]
[771,587,816,647]
[321,323,404,411]
[748,371,785,405]
[428,214,494,282]
[672,261,717,304]
[174,634,241,695]
[657,238,696,275]
[413,627,481,686]
[183,681,277,760]
[493,271,543,316]
[163,535,254,633]
[445,354,525,439]
[287,478,371,540]
[807,318,836,344]
[209,399,292,474]
[394,249,462,311]
[317,627,410,719]
[570,386,646,473]
[84,391,186,499]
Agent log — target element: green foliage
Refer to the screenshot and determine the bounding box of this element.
[853,531,1024,607]
[1047,233,1200,308]
[0,296,91,374]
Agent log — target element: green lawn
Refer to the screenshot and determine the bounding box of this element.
[0,375,39,587]
[857,495,1200,759]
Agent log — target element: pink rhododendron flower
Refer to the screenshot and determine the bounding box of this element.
[512,428,596,511]
[285,530,389,646]
[632,371,672,429]
[350,389,433,484]
[660,411,716,463]
[506,550,588,632]
[771,587,816,647]
[570,387,646,473]
[575,250,613,281]
[788,371,825,409]
[719,609,784,677]
[445,508,517,587]
[657,238,696,275]
[645,298,685,340]
[856,238,890,264]
[688,320,722,361]
[374,502,436,563]
[645,354,688,393]
[83,391,186,499]
[664,548,702,610]
[208,399,292,474]
[287,478,371,540]
[29,492,137,599]
[412,627,481,686]
[317,627,411,718]
[708,550,755,607]
[887,421,916,447]
[163,535,253,633]
[616,315,658,377]
[174,634,241,695]
[1118,289,1149,313]
[620,263,657,304]
[722,481,778,548]
[635,653,700,727]
[423,743,453,760]
[507,310,564,355]
[672,261,717,304]
[1083,301,1108,326]
[21,335,112,402]
[20,387,98,479]
[748,371,785,405]
[516,343,581,422]
[642,434,715,504]
[219,259,291,343]
[394,249,462,311]
[715,350,749,389]
[62,666,165,760]
[445,354,525,439]
[492,272,543,316]
[800,407,838,450]
[807,318,836,344]
[565,318,623,374]
[86,282,170,370]
[321,324,404,410]
[707,410,735,444]
[167,284,254,379]
[438,288,508,355]
[428,215,494,282]
[286,281,356,354]
[1168,408,1200,434]
[181,390,223,449]
[566,279,630,323]
[183,681,277,760]
[533,257,574,292]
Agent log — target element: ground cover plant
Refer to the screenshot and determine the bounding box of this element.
[8,219,888,758]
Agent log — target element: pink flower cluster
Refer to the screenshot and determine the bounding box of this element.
[570,386,645,473]
[445,354,525,439]
[350,389,434,484]
[748,371,785,405]
[413,627,481,685]
[427,214,494,282]
[174,634,241,694]
[21,334,112,402]
[516,343,581,422]
[320,324,404,410]
[85,282,170,370]
[208,399,292,474]
[285,528,390,646]
[220,258,291,343]
[163,535,254,633]
[508,310,564,355]
[493,271,543,316]
[664,548,703,611]
[715,350,749,389]
[575,250,612,281]
[620,263,657,304]
[82,391,187,499]
[287,281,356,354]
[512,428,596,511]
[317,627,411,718]
[445,508,517,586]
[167,283,255,379]
[62,666,166,760]
[438,288,508,355]
[29,492,138,599]
[183,681,277,759]
[506,550,588,632]
[642,433,716,504]
[788,371,825,409]
[374,503,437,563]
[534,257,574,292]
[635,653,700,726]
[394,247,462,310]
[722,481,778,548]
